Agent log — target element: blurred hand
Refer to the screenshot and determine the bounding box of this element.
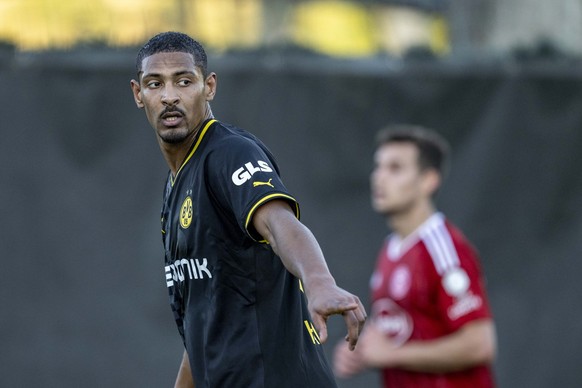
[333,339,366,378]
[357,321,397,368]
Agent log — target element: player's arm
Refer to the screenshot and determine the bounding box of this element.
[252,199,367,349]
[359,318,496,373]
[174,350,195,388]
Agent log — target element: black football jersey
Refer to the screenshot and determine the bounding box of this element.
[161,119,337,387]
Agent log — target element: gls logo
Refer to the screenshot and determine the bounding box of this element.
[232,160,273,186]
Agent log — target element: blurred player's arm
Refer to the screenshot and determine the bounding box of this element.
[174,350,195,388]
[359,318,496,373]
[252,199,367,349]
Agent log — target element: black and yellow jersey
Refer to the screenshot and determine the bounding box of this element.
[160,119,336,387]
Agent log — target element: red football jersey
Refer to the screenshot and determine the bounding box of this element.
[370,213,495,388]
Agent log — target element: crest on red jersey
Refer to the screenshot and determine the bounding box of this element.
[372,298,413,346]
[389,265,411,300]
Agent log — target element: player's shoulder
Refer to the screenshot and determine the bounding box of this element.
[441,219,481,260]
[418,213,481,272]
[206,121,278,172]
[418,213,467,243]
[442,218,471,245]
[209,120,263,150]
[444,220,483,272]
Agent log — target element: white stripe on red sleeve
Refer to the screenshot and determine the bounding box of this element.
[420,216,460,276]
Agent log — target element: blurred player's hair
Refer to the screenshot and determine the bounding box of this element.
[375,124,450,175]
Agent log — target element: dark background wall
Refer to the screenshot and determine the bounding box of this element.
[2,50,582,387]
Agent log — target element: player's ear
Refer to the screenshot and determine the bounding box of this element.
[205,72,217,101]
[421,168,441,197]
[130,79,144,109]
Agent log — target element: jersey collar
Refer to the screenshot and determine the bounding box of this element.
[387,212,444,260]
[170,118,217,186]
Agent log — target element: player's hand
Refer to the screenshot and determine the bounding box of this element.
[307,284,367,350]
[333,339,366,378]
[357,321,397,368]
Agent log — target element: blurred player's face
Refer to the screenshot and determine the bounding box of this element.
[131,52,216,144]
[371,143,432,216]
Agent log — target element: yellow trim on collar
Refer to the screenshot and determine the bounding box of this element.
[171,119,216,186]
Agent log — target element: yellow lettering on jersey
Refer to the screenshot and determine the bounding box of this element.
[299,279,304,293]
[304,320,321,345]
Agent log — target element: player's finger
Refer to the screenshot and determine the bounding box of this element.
[346,299,367,338]
[318,322,328,344]
[343,310,362,350]
[354,299,367,332]
[312,313,329,344]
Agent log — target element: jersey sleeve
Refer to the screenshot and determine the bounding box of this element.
[422,222,493,332]
[205,135,300,242]
[442,242,492,331]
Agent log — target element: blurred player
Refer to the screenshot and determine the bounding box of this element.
[130,31,366,388]
[333,125,496,387]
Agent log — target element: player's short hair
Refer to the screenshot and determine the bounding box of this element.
[375,124,450,175]
[135,31,208,78]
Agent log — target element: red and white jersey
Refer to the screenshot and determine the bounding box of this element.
[370,213,494,388]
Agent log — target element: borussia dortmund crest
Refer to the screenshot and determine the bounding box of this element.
[180,196,193,229]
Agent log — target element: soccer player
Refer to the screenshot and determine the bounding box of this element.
[129,32,366,388]
[333,125,497,387]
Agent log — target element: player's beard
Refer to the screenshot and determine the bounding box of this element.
[159,128,189,144]
[157,106,190,144]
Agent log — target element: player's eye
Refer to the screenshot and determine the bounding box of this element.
[388,163,403,172]
[178,79,192,87]
[147,80,161,88]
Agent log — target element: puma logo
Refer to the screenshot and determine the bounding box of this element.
[253,178,274,188]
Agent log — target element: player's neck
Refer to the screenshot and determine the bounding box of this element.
[388,201,436,239]
[161,111,214,176]
[160,137,197,177]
